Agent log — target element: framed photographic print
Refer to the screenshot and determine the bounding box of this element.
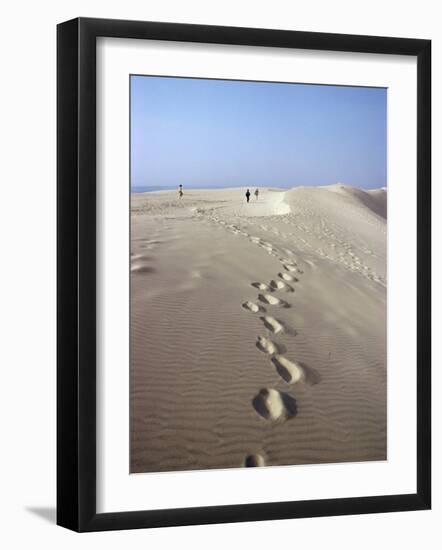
[57,17,431,531]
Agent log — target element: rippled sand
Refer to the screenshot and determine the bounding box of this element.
[130,185,387,473]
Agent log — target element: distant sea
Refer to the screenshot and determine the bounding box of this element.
[131,183,386,193]
[132,186,173,193]
[131,183,265,193]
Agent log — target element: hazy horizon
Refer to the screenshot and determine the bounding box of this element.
[131,76,387,191]
[131,182,387,193]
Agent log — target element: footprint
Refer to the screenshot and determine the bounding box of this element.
[272,355,320,385]
[279,256,296,264]
[282,264,299,273]
[258,294,290,308]
[260,315,297,336]
[244,454,265,467]
[256,336,278,355]
[270,280,294,292]
[252,388,297,422]
[278,272,298,282]
[242,301,265,313]
[260,315,284,334]
[252,282,273,291]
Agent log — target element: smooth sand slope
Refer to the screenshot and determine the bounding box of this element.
[130,185,387,473]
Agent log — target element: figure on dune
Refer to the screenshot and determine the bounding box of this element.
[245,189,251,203]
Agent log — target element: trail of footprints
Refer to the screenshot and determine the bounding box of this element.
[195,213,385,465]
[199,210,384,286]
[199,212,319,465]
[240,241,320,467]
[278,215,385,285]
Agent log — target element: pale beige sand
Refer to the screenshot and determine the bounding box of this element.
[130,185,386,473]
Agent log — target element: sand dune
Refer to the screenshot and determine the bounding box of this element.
[130,185,387,473]
[325,184,387,219]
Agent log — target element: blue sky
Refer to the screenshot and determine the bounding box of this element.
[131,76,386,190]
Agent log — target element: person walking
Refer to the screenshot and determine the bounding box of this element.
[178,184,184,198]
[245,189,251,203]
[254,188,259,200]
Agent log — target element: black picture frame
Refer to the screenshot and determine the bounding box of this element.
[57,17,431,532]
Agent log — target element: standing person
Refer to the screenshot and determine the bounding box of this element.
[254,188,259,200]
[245,189,251,203]
[178,184,184,198]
